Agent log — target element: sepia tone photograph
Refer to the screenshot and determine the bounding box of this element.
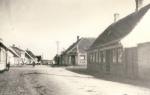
[1,0,150,95]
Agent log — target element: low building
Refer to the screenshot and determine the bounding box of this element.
[61,36,95,66]
[87,3,150,79]
[42,59,53,65]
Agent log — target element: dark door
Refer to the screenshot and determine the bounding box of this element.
[71,55,76,65]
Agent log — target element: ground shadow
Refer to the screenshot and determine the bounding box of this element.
[66,67,150,89]
[23,72,93,79]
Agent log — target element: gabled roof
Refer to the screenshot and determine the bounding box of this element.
[25,50,36,59]
[11,46,24,56]
[76,38,95,52]
[63,39,81,54]
[90,3,150,50]
[0,40,8,50]
[64,37,95,54]
[8,47,20,57]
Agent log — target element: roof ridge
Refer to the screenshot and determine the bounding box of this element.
[90,3,150,50]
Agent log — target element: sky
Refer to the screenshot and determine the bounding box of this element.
[0,0,150,59]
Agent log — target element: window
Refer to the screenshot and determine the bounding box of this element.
[90,53,93,63]
[113,49,117,63]
[80,55,85,60]
[117,48,123,63]
[98,51,101,63]
[96,52,99,63]
[93,52,95,63]
[102,51,106,63]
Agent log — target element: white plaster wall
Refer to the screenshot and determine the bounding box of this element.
[121,9,150,47]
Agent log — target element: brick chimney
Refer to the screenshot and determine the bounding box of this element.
[135,0,143,11]
[114,13,119,22]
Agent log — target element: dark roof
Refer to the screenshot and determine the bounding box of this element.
[78,38,95,52]
[25,50,36,59]
[0,41,8,50]
[64,38,95,54]
[63,39,81,54]
[90,4,150,49]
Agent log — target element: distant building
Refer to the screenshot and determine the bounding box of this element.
[87,3,150,79]
[42,59,53,65]
[61,36,95,66]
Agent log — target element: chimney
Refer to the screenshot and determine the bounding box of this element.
[135,0,143,11]
[77,36,80,41]
[12,44,15,47]
[114,13,119,22]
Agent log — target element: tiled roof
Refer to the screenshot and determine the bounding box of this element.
[90,3,150,49]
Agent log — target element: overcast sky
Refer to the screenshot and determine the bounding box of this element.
[0,0,150,59]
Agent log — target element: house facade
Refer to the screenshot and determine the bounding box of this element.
[0,40,7,71]
[87,3,150,79]
[61,37,95,66]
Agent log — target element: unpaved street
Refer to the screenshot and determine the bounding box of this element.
[0,66,150,95]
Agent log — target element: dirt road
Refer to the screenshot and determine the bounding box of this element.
[0,65,150,95]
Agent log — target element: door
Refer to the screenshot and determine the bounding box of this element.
[106,50,111,73]
[71,55,76,65]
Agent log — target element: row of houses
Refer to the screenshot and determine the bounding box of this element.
[0,39,40,71]
[55,0,150,79]
[87,1,150,79]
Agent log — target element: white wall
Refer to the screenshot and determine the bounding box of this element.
[121,9,150,47]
